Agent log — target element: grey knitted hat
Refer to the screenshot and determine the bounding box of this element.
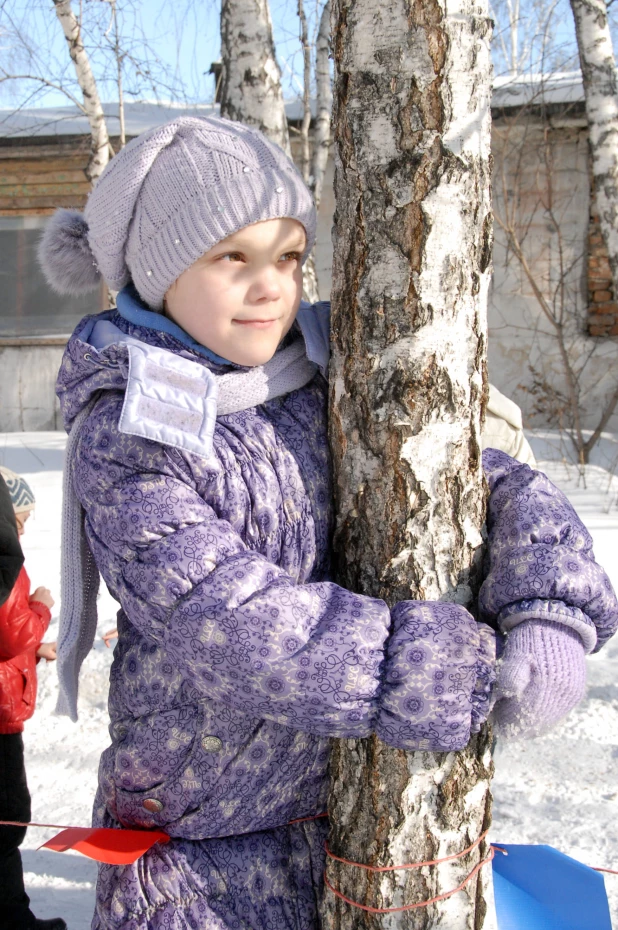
[38,116,317,311]
[0,466,35,514]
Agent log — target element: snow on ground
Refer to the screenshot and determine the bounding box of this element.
[1,429,617,929]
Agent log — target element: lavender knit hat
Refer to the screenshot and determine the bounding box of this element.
[38,116,317,310]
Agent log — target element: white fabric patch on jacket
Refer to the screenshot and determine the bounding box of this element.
[119,342,219,458]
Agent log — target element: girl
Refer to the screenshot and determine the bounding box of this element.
[40,117,617,930]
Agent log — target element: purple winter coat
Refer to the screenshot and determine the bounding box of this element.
[56,298,617,930]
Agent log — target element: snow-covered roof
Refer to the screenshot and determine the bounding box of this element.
[492,72,584,109]
[0,73,586,139]
[0,100,219,140]
[0,97,315,140]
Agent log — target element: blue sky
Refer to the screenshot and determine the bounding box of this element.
[0,0,317,111]
[2,0,615,114]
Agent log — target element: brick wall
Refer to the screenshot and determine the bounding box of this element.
[588,176,618,336]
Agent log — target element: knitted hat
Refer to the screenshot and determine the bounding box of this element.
[38,116,317,311]
[0,466,35,514]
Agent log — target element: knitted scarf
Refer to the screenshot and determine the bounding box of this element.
[56,337,317,720]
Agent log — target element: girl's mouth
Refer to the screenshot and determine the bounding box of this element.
[233,319,278,329]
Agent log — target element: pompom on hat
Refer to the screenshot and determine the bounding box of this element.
[38,116,317,311]
[0,467,35,515]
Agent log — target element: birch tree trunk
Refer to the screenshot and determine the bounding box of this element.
[220,0,292,157]
[218,0,323,298]
[296,0,321,303]
[52,0,111,183]
[323,0,494,925]
[311,0,332,211]
[298,0,313,184]
[303,0,333,303]
[570,0,618,303]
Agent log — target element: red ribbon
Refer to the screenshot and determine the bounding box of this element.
[0,820,169,864]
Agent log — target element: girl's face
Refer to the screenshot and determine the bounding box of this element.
[15,511,30,537]
[164,218,306,367]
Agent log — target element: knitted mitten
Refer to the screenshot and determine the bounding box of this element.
[492,619,586,738]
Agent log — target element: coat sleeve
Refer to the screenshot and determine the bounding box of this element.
[0,475,23,608]
[0,568,51,659]
[74,393,494,748]
[480,448,618,652]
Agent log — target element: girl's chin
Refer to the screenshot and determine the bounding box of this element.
[229,350,279,367]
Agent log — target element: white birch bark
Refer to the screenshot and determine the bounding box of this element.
[311,0,332,210]
[220,0,292,157]
[52,0,111,183]
[323,0,494,925]
[296,0,321,302]
[570,0,618,302]
[298,0,313,183]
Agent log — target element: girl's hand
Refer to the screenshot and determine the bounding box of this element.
[36,641,57,662]
[102,628,118,648]
[30,586,54,609]
[492,620,586,738]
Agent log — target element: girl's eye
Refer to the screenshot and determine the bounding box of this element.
[279,251,301,262]
[220,252,244,262]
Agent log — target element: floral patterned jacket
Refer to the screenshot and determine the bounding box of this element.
[56,298,618,841]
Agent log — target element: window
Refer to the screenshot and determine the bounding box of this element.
[0,216,106,339]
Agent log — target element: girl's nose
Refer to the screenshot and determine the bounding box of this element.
[247,267,281,302]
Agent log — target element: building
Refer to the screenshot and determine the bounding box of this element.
[490,73,618,448]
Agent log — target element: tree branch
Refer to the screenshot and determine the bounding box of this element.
[0,71,86,113]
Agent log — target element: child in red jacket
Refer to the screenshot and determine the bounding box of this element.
[0,467,65,930]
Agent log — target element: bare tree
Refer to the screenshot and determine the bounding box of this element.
[323,0,493,926]
[219,0,292,157]
[219,0,323,301]
[103,0,126,149]
[490,0,572,76]
[310,0,332,211]
[302,0,332,303]
[297,0,312,183]
[53,0,112,182]
[0,0,191,181]
[295,0,321,302]
[570,0,618,311]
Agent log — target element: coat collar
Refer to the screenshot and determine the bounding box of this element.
[113,284,331,377]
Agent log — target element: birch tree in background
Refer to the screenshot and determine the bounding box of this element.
[490,0,566,76]
[52,0,112,182]
[570,0,618,309]
[0,0,112,183]
[323,0,494,925]
[219,0,291,157]
[219,0,323,299]
[311,0,332,212]
[0,0,187,184]
[296,0,331,301]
